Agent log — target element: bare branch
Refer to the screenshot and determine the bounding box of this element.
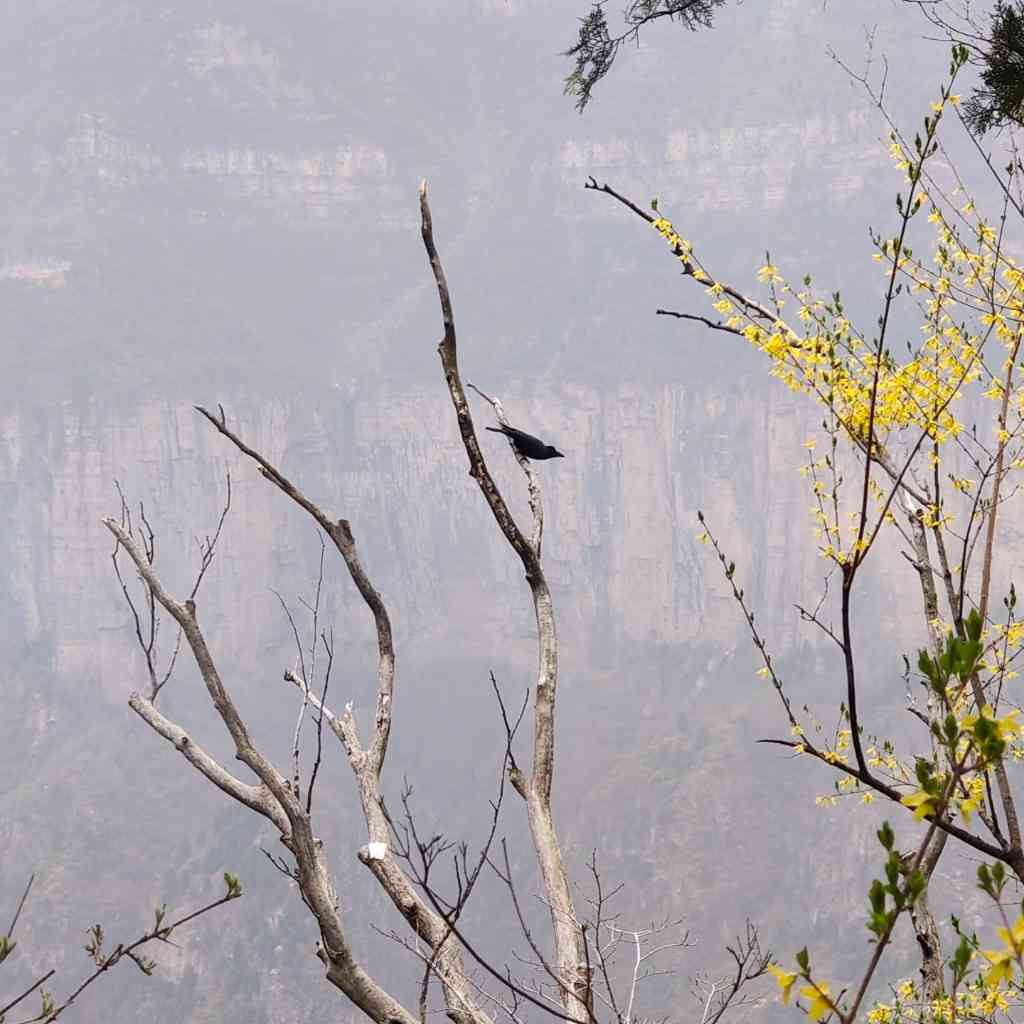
[189,469,232,600]
[191,405,397,779]
[4,873,34,943]
[105,516,419,1024]
[6,886,241,1024]
[489,672,530,800]
[308,629,334,816]
[127,692,290,834]
[51,891,241,1022]
[655,309,741,335]
[0,969,54,1020]
[421,180,588,1018]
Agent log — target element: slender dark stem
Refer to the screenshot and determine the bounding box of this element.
[655,310,738,334]
[307,629,333,816]
[0,969,54,1018]
[5,873,34,940]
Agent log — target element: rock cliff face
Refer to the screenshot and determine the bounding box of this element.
[2,380,826,698]
[0,1,994,1021]
[1,375,966,1022]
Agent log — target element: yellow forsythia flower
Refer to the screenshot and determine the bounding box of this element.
[900,789,938,820]
[800,982,833,1022]
[767,964,797,1005]
[867,1003,893,1024]
[981,948,1014,987]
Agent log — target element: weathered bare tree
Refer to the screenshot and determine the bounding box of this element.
[102,186,764,1024]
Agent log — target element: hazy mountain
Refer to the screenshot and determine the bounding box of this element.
[1,3,1007,1022]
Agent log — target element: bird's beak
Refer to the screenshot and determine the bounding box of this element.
[555,450,565,458]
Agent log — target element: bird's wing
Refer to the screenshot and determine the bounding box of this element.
[508,426,543,446]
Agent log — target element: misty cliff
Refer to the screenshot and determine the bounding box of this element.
[1,375,973,1023]
[0,1,1000,1021]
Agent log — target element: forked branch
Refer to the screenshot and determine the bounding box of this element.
[420,180,589,1019]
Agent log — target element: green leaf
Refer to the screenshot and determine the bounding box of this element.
[917,649,937,684]
[868,910,889,937]
[906,870,926,902]
[939,646,954,677]
[978,862,993,894]
[877,821,895,850]
[869,879,886,914]
[885,857,900,888]
[943,713,959,744]
[950,934,972,983]
[966,607,982,643]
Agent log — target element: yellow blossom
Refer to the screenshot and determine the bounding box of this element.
[997,914,1024,954]
[767,964,797,1005]
[959,776,985,825]
[981,914,1024,985]
[867,1003,893,1024]
[964,705,1023,741]
[800,982,833,1022]
[981,947,1015,987]
[979,986,1010,1013]
[900,788,938,821]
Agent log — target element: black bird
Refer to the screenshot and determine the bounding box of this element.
[486,424,564,461]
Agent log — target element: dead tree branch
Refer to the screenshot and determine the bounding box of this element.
[103,517,420,1024]
[420,180,589,1019]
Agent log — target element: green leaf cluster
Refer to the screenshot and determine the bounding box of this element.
[867,822,925,939]
[948,918,975,989]
[977,859,1008,900]
[918,609,984,696]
